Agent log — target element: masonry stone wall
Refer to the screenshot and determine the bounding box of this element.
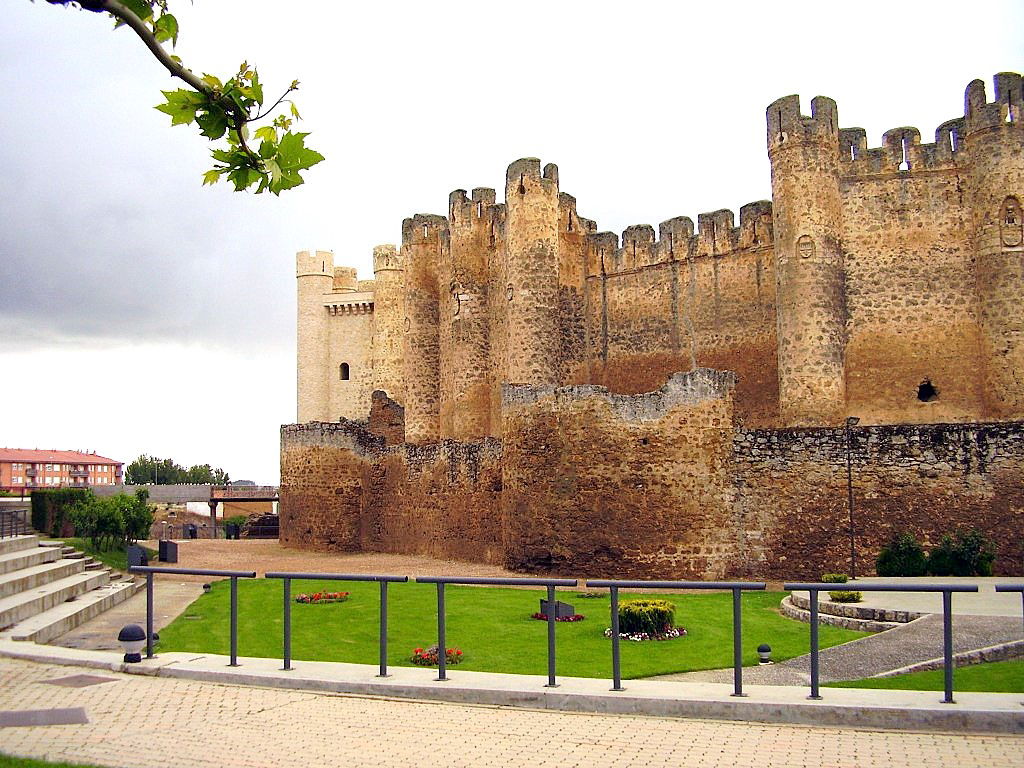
[733,422,1024,579]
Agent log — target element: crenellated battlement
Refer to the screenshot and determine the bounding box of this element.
[767,94,838,153]
[401,213,449,248]
[966,72,1023,134]
[506,157,559,197]
[372,244,401,273]
[584,200,773,277]
[839,122,963,175]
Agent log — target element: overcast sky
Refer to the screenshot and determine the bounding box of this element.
[1,1,1021,484]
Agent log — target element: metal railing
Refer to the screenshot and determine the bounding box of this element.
[587,580,767,694]
[415,576,579,685]
[784,582,979,704]
[994,584,1024,633]
[0,508,30,539]
[129,566,257,665]
[265,572,408,675]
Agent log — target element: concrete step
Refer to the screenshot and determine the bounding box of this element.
[0,535,40,557]
[0,569,110,629]
[0,545,61,576]
[83,560,104,571]
[780,594,902,633]
[61,548,86,559]
[788,592,926,623]
[0,558,86,600]
[8,578,144,643]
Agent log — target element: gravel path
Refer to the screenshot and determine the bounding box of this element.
[652,613,1024,685]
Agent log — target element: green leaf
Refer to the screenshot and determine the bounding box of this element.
[115,0,154,27]
[254,125,277,143]
[275,131,324,174]
[195,107,230,140]
[153,13,178,46]
[258,139,277,159]
[201,73,224,91]
[154,89,205,126]
[290,103,301,120]
[227,166,262,192]
[202,169,223,186]
[248,70,264,106]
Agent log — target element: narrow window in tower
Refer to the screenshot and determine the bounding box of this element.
[1001,197,1023,247]
[567,214,573,233]
[949,129,957,153]
[1006,92,1015,123]
[849,144,856,161]
[477,201,483,217]
[917,379,938,402]
[422,224,428,238]
[898,136,911,172]
[340,363,350,381]
[518,174,526,195]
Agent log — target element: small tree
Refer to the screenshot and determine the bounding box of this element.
[876,532,927,577]
[927,529,996,577]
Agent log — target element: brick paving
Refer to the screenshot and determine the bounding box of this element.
[1,656,1022,768]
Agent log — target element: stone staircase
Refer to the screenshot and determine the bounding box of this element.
[0,534,144,643]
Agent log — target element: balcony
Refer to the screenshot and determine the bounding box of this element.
[24,468,36,477]
[69,469,88,477]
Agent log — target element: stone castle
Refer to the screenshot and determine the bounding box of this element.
[282,73,1024,579]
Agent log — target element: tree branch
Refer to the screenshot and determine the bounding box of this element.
[94,0,213,96]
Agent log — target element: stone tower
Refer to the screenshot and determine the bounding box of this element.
[371,244,405,404]
[500,158,562,387]
[295,249,333,422]
[440,188,495,439]
[965,73,1024,419]
[767,95,846,426]
[401,214,446,443]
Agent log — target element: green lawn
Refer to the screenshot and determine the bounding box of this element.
[42,538,156,572]
[828,659,1024,693]
[0,756,106,768]
[156,581,866,679]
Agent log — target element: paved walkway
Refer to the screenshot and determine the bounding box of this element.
[1,655,1022,768]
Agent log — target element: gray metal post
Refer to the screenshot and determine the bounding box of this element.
[731,587,746,697]
[282,577,292,671]
[942,589,954,704]
[146,572,154,659]
[229,576,239,667]
[545,584,558,688]
[808,589,821,699]
[610,586,623,691]
[435,582,447,681]
[377,580,389,678]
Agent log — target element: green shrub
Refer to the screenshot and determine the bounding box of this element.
[225,514,249,528]
[618,599,676,636]
[821,573,848,583]
[876,532,927,577]
[30,488,91,537]
[66,490,153,551]
[926,529,995,577]
[828,590,863,603]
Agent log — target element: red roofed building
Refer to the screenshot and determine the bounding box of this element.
[0,449,123,495]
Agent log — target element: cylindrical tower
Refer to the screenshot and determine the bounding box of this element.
[964,72,1024,419]
[401,214,446,443]
[296,249,333,422]
[501,158,561,386]
[371,244,405,404]
[767,95,846,426]
[439,188,494,440]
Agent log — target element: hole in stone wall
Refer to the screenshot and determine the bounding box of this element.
[518,174,526,195]
[477,201,483,217]
[898,136,911,172]
[917,379,938,402]
[340,362,351,381]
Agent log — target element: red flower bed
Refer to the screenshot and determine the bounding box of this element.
[531,612,585,622]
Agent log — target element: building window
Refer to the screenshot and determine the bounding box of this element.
[340,362,350,381]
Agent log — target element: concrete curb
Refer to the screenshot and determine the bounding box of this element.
[878,639,1024,678]
[1,641,1022,734]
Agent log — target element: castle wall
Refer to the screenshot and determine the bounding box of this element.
[279,422,374,552]
[586,209,779,427]
[501,369,741,579]
[733,422,1024,579]
[359,440,504,564]
[295,250,333,422]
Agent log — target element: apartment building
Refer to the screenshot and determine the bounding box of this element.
[0,449,123,494]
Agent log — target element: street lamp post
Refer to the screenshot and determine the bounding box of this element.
[845,416,860,578]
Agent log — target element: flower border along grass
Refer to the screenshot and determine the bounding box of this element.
[156,580,867,680]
